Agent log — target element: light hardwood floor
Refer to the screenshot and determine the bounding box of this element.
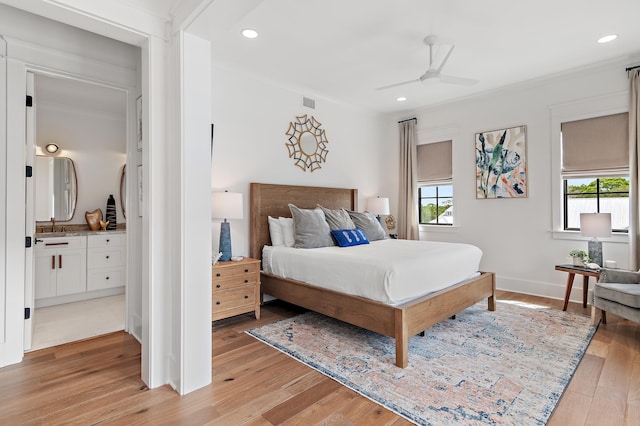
[0,291,638,425]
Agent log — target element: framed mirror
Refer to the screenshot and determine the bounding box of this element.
[34,155,78,222]
[120,164,126,219]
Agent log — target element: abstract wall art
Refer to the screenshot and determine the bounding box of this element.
[475,125,527,199]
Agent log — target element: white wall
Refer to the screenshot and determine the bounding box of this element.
[391,58,637,302]
[36,100,126,225]
[211,64,388,256]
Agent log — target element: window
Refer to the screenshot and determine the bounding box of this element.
[561,112,629,233]
[417,140,453,226]
[419,184,453,225]
[563,176,629,232]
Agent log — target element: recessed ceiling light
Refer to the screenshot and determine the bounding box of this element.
[597,34,618,44]
[397,97,407,102]
[241,28,258,39]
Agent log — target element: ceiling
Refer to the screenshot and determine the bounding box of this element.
[187,0,640,113]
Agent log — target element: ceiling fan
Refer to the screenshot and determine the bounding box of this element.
[376,35,479,91]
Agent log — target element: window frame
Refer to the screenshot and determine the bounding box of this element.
[550,92,629,243]
[418,181,453,226]
[562,175,629,233]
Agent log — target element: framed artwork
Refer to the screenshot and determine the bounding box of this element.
[137,164,143,217]
[475,125,527,199]
[136,95,142,151]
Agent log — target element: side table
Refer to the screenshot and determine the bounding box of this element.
[555,264,600,311]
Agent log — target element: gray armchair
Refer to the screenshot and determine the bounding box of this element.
[592,268,640,325]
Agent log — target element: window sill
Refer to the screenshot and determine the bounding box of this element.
[419,224,459,233]
[552,230,628,244]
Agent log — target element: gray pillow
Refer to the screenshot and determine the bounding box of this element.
[288,204,334,248]
[347,210,387,241]
[317,205,356,230]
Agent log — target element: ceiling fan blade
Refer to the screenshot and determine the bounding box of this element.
[439,74,479,86]
[435,44,455,74]
[375,78,421,91]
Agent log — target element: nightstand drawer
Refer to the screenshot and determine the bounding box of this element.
[213,274,257,290]
[212,262,258,280]
[213,286,255,311]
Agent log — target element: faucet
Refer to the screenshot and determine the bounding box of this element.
[50,217,56,233]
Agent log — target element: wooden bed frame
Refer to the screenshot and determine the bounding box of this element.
[249,182,496,368]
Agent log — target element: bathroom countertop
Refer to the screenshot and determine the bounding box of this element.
[36,229,126,238]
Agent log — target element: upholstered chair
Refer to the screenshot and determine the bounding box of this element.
[591,268,640,325]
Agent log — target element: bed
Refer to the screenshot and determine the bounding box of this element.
[249,182,496,368]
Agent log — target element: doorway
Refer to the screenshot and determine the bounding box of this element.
[27,73,128,351]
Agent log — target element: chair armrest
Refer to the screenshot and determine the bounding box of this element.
[598,268,640,284]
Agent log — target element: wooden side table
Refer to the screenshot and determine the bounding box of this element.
[212,257,261,321]
[555,264,600,311]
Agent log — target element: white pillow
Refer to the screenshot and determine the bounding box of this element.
[279,217,295,247]
[268,216,284,246]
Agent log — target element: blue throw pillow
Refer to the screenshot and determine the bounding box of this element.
[331,228,370,247]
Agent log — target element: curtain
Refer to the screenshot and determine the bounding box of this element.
[630,70,640,269]
[398,119,418,240]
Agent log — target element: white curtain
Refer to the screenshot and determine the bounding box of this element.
[398,119,418,240]
[629,68,640,270]
[629,70,640,269]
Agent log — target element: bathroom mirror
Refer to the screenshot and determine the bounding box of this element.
[34,156,78,222]
[120,164,126,219]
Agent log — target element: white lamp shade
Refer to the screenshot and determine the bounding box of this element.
[211,191,244,219]
[366,197,390,215]
[580,213,611,238]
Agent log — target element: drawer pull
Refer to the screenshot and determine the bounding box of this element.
[106,276,110,280]
[106,239,110,243]
[216,301,220,305]
[216,273,221,277]
[244,269,249,273]
[216,284,221,288]
[106,255,110,259]
[244,279,248,283]
[51,255,55,270]
[45,242,69,246]
[244,295,249,299]
[59,255,62,269]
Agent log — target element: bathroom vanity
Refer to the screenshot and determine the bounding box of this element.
[34,230,126,307]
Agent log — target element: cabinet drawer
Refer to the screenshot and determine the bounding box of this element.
[88,247,125,268]
[87,268,125,291]
[36,236,86,251]
[213,274,257,290]
[212,262,258,281]
[88,233,123,248]
[212,286,255,312]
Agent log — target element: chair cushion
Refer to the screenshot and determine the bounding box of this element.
[594,282,640,309]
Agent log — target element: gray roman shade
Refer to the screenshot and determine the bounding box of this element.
[561,113,629,174]
[417,140,452,182]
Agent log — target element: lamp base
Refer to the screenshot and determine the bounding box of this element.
[219,221,232,261]
[588,239,602,267]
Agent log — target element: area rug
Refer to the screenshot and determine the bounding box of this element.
[246,301,597,425]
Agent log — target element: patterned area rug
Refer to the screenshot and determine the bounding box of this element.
[247,301,597,425]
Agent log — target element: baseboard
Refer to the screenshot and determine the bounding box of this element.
[35,286,125,308]
[496,275,588,304]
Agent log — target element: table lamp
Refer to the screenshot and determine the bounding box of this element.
[580,212,611,267]
[212,191,243,261]
[366,196,390,224]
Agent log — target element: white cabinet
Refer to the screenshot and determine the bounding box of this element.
[87,234,126,291]
[34,236,87,299]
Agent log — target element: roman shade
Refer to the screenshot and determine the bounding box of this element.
[561,113,629,174]
[417,140,452,182]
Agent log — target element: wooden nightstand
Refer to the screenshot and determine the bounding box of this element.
[212,257,261,321]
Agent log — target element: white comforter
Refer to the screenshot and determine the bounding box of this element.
[262,239,482,305]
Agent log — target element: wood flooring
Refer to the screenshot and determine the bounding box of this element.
[0,290,638,425]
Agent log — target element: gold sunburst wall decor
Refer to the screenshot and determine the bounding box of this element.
[285,114,329,172]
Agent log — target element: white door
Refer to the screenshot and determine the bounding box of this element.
[24,71,35,350]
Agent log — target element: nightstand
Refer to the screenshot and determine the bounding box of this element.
[212,257,261,321]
